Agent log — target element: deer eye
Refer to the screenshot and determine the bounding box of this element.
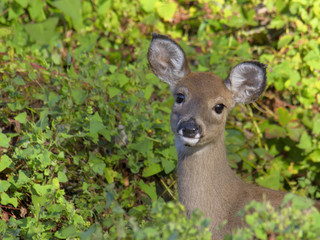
[214,104,225,114]
[176,93,185,104]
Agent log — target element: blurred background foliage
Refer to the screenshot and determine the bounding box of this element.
[0,0,320,239]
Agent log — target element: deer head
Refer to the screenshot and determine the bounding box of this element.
[147,33,267,150]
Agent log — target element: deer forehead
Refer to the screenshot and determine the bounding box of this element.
[174,72,233,105]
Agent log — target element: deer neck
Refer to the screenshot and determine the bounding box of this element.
[176,134,242,224]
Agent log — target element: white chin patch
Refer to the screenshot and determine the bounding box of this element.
[178,134,200,146]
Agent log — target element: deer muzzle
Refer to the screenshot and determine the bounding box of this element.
[177,119,202,146]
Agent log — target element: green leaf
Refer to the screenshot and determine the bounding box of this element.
[161,158,175,174]
[52,0,83,31]
[8,4,24,21]
[275,0,286,13]
[13,76,25,85]
[37,108,49,129]
[107,87,121,98]
[277,107,290,126]
[304,50,320,70]
[0,219,7,235]
[131,139,153,156]
[54,225,78,239]
[39,149,52,169]
[14,112,27,124]
[28,0,46,21]
[48,91,60,108]
[88,152,105,175]
[139,0,157,12]
[0,131,10,148]
[53,177,60,189]
[88,112,110,142]
[108,65,117,73]
[285,70,300,87]
[309,150,320,162]
[16,170,31,186]
[141,227,158,236]
[24,17,59,44]
[297,131,312,150]
[116,73,129,87]
[32,184,52,196]
[139,181,157,201]
[15,0,28,8]
[303,49,320,62]
[0,180,11,192]
[1,192,18,207]
[256,169,280,190]
[58,171,68,183]
[52,52,61,65]
[144,84,154,100]
[155,1,177,21]
[235,42,251,59]
[105,167,117,184]
[47,204,64,218]
[89,112,106,135]
[246,9,258,26]
[106,192,114,209]
[287,123,304,142]
[0,155,14,172]
[71,88,88,105]
[255,227,267,239]
[269,16,285,29]
[0,28,11,37]
[245,213,257,226]
[278,35,293,49]
[313,211,320,225]
[284,194,313,210]
[79,223,104,240]
[224,15,246,28]
[143,163,162,177]
[313,117,320,135]
[97,0,111,16]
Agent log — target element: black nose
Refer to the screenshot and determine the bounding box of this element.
[177,119,202,138]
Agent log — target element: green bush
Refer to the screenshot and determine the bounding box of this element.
[231,194,320,240]
[0,0,319,239]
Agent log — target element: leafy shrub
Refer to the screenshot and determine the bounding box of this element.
[0,0,320,239]
[104,196,211,240]
[231,194,320,240]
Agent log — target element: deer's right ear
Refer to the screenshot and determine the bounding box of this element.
[147,33,190,86]
[224,61,267,104]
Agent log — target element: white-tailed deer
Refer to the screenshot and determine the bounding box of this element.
[147,33,320,239]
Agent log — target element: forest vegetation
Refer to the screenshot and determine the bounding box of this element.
[1,0,320,239]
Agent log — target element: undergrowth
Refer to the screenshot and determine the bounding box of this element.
[0,0,320,239]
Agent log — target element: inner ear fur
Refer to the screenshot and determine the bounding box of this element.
[224,61,267,103]
[147,33,190,86]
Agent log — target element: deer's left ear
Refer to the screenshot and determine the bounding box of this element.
[224,61,267,104]
[147,33,190,87]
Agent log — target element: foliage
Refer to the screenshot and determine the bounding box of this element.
[104,198,211,240]
[231,194,320,240]
[0,0,319,239]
